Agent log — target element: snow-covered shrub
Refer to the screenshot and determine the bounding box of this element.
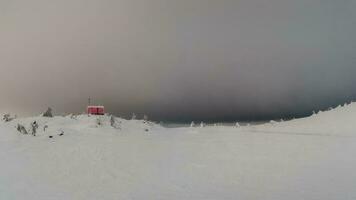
[110,115,121,129]
[235,122,240,127]
[3,114,16,122]
[43,107,53,117]
[143,114,148,121]
[110,115,115,126]
[270,120,277,125]
[67,114,77,120]
[96,118,102,126]
[200,122,205,128]
[190,121,195,127]
[31,121,39,136]
[17,124,28,135]
[131,113,136,120]
[3,114,12,122]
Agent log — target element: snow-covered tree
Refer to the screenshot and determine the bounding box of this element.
[31,121,39,136]
[17,124,28,135]
[190,121,195,127]
[96,118,102,126]
[235,122,240,127]
[200,122,205,128]
[110,115,115,126]
[3,114,12,122]
[68,114,77,120]
[143,114,148,121]
[110,115,121,129]
[43,107,53,117]
[131,113,136,120]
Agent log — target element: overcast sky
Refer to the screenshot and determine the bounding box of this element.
[1,0,355,121]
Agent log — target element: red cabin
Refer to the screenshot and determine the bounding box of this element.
[87,106,105,115]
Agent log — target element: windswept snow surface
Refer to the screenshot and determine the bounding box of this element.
[1,104,356,200]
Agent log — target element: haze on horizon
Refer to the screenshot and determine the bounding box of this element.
[1,0,355,122]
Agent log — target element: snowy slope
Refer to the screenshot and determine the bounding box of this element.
[1,104,356,200]
[253,102,356,136]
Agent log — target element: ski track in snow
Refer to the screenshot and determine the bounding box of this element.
[0,103,356,200]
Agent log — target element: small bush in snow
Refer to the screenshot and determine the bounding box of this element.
[110,115,121,129]
[17,124,28,135]
[43,125,48,132]
[110,115,115,126]
[43,107,53,118]
[200,122,205,128]
[143,114,148,121]
[3,114,13,122]
[68,114,77,120]
[190,121,195,127]
[96,118,102,126]
[131,113,136,120]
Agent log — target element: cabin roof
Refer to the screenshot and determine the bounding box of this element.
[87,105,104,108]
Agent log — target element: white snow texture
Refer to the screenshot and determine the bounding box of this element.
[1,103,356,200]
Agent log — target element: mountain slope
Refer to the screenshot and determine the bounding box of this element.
[1,104,356,200]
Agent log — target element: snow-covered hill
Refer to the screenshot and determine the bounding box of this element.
[253,102,356,136]
[1,103,356,200]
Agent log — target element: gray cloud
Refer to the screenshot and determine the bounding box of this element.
[1,0,355,121]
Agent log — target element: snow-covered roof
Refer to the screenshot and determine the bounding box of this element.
[87,105,104,108]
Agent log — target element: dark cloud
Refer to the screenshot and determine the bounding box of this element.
[1,0,355,121]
